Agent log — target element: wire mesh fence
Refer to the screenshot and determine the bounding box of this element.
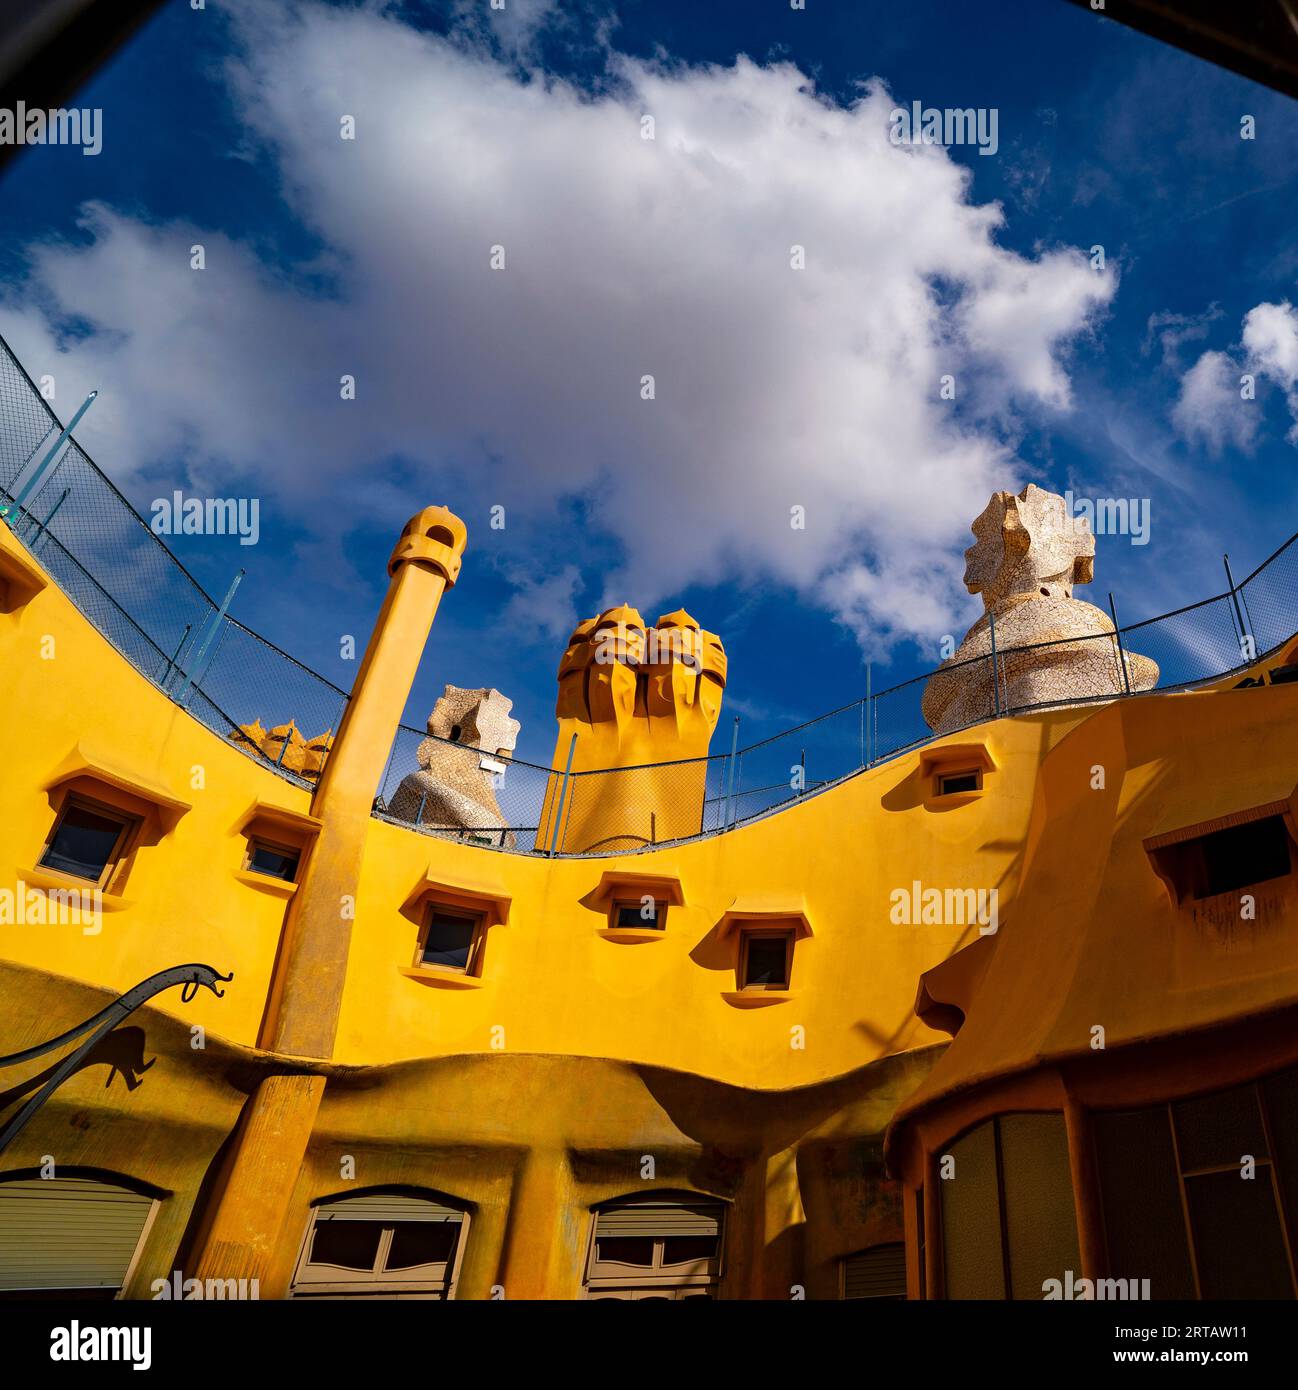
[0,333,348,789]
[2,331,1295,856]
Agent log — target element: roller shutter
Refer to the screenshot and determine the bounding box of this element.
[843,1242,907,1299]
[0,1177,154,1292]
[313,1194,462,1224]
[594,1200,722,1239]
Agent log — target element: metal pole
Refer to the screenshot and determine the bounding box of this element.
[548,732,577,857]
[160,623,192,688]
[723,716,739,830]
[176,569,244,706]
[12,390,98,515]
[1224,553,1255,656]
[988,609,1002,717]
[30,486,70,551]
[865,664,872,767]
[414,789,428,825]
[1108,591,1132,695]
[798,748,806,797]
[1223,554,1247,642]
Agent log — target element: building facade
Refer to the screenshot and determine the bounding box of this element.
[2,476,1296,1300]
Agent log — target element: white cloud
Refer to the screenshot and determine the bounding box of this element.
[0,1,1116,655]
[1171,350,1257,454]
[1172,299,1298,451]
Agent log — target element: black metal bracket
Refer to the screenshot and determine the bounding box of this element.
[0,963,232,1155]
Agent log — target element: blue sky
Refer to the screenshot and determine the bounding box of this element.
[3,0,1298,764]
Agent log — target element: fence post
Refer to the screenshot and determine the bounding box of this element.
[30,486,69,552]
[988,609,1002,717]
[1108,591,1132,695]
[865,663,873,767]
[723,716,739,830]
[160,624,191,689]
[176,569,244,707]
[547,733,577,857]
[1223,553,1254,658]
[11,390,98,516]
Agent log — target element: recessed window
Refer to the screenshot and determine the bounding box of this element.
[612,898,665,930]
[291,1191,468,1298]
[246,838,300,882]
[1152,814,1293,903]
[39,797,134,886]
[585,1195,725,1299]
[419,906,485,974]
[740,930,792,990]
[936,769,981,797]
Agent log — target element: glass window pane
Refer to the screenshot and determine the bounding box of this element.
[940,1121,1005,1299]
[41,804,124,881]
[422,911,478,970]
[385,1221,457,1271]
[1092,1108,1195,1299]
[309,1220,384,1271]
[616,901,660,928]
[595,1236,656,1267]
[1173,1084,1268,1172]
[743,936,788,987]
[660,1236,716,1268]
[248,842,299,881]
[1185,1169,1293,1298]
[997,1113,1080,1300]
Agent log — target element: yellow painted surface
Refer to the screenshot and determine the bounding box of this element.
[6,509,1298,1299]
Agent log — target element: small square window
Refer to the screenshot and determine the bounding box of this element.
[39,798,133,885]
[740,931,792,990]
[613,899,665,930]
[936,769,981,796]
[420,907,484,974]
[247,839,300,882]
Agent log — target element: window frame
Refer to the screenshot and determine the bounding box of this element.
[583,1195,726,1298]
[610,897,667,931]
[414,902,487,977]
[38,793,138,890]
[289,1193,470,1299]
[738,927,794,991]
[243,835,302,883]
[935,767,982,798]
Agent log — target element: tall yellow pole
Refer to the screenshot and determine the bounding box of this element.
[192,506,467,1291]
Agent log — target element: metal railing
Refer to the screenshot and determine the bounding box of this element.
[1,331,1294,856]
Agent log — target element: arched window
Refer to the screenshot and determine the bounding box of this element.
[584,1192,726,1300]
[290,1188,469,1299]
[841,1242,907,1299]
[0,1170,159,1298]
